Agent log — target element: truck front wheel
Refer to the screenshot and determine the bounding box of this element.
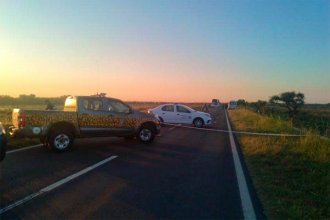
[49,130,74,152]
[136,124,155,144]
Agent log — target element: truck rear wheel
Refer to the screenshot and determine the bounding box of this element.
[49,130,74,152]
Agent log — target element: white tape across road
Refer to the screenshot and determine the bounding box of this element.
[161,123,303,137]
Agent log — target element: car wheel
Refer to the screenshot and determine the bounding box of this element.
[193,118,204,128]
[137,124,155,144]
[49,130,74,152]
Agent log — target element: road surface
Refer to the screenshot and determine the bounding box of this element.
[0,108,261,219]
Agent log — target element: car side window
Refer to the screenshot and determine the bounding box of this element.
[83,99,103,111]
[108,100,130,114]
[176,106,191,113]
[161,105,174,112]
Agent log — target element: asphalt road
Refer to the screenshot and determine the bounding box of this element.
[0,108,256,219]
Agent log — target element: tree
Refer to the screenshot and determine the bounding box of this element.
[270,91,304,119]
[237,99,247,107]
[250,100,267,113]
[249,100,267,114]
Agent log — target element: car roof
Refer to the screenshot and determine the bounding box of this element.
[161,103,186,106]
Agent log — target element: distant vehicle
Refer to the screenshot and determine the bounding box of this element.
[9,95,161,152]
[0,122,7,162]
[210,99,221,108]
[148,104,212,128]
[228,101,237,109]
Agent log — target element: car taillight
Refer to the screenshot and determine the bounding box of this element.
[18,113,25,128]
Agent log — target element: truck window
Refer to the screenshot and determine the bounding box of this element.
[83,99,103,111]
[108,100,130,114]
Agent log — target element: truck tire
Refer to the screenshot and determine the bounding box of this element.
[48,130,74,152]
[136,124,155,144]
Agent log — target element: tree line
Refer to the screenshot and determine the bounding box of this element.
[0,94,69,105]
[237,91,305,121]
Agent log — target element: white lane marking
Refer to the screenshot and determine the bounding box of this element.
[0,155,118,214]
[7,144,43,154]
[161,123,303,137]
[224,110,256,220]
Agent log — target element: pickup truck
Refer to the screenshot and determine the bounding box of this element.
[10,95,161,152]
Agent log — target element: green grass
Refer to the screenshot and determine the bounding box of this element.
[228,108,330,219]
[249,104,330,137]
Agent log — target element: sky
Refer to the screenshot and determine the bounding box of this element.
[0,0,329,103]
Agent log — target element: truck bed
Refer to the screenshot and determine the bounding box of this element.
[11,109,78,138]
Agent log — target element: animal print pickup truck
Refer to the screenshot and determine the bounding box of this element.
[10,95,160,152]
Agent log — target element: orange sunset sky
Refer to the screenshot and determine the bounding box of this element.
[1,1,329,103]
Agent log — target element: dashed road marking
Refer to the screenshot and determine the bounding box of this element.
[0,155,118,214]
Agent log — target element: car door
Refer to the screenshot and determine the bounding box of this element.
[176,105,193,124]
[159,105,176,123]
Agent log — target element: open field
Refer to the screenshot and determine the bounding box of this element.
[228,108,330,219]
[247,104,330,137]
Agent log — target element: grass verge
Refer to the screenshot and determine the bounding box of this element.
[228,108,330,219]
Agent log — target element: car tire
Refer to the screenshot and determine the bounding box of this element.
[193,118,204,128]
[136,124,155,144]
[48,130,74,152]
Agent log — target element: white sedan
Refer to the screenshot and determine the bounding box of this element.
[148,104,212,128]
